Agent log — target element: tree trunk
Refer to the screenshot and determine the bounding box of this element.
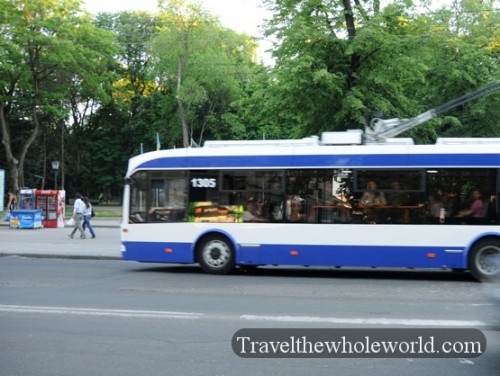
[17,104,41,189]
[0,103,20,193]
[342,0,361,89]
[177,57,189,148]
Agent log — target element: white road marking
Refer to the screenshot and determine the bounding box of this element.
[0,305,487,327]
[0,305,202,319]
[240,314,487,327]
[459,359,475,365]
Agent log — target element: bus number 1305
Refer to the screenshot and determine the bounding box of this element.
[191,178,217,188]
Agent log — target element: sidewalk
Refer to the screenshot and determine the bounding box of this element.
[0,217,120,228]
[0,218,122,260]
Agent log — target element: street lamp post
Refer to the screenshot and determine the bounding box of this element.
[52,161,60,190]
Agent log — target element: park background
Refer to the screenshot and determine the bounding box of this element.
[0,0,498,207]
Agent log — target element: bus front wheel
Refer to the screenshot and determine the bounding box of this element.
[197,235,235,275]
[468,238,500,281]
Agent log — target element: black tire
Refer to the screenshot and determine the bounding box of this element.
[197,235,235,274]
[468,238,500,281]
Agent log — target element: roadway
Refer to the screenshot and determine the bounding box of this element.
[1,221,499,375]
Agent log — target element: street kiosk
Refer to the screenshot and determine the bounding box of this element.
[9,209,43,229]
[35,189,66,228]
[19,188,36,209]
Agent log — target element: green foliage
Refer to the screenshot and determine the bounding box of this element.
[151,0,258,146]
[0,0,118,192]
[1,0,499,199]
[263,0,499,142]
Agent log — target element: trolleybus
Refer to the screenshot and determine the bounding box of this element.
[120,133,500,280]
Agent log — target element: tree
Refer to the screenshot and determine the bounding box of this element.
[262,0,374,136]
[95,11,160,117]
[408,0,500,139]
[225,65,299,140]
[152,0,257,147]
[263,0,499,141]
[92,11,166,161]
[0,0,117,192]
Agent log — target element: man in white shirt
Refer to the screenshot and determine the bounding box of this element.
[69,193,87,239]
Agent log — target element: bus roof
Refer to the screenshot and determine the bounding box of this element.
[126,135,500,177]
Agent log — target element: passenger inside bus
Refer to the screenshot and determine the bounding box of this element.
[386,181,410,205]
[360,180,386,206]
[455,189,489,223]
[288,195,306,222]
[242,198,268,222]
[385,181,411,223]
[429,190,444,217]
[359,180,386,223]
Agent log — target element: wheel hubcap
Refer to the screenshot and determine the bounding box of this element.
[203,240,230,268]
[476,245,500,276]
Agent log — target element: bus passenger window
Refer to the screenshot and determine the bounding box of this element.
[129,172,147,224]
[142,171,188,223]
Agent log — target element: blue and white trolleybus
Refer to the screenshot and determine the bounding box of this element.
[120,132,500,280]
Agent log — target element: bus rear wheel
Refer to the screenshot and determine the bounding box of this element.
[468,239,500,281]
[197,235,235,275]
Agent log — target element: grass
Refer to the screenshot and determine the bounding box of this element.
[92,210,122,218]
[65,206,122,218]
[0,208,122,219]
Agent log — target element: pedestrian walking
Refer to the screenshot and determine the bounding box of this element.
[7,190,17,213]
[82,197,96,239]
[4,190,17,221]
[69,193,86,239]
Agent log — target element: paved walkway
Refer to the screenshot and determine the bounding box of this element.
[0,218,122,260]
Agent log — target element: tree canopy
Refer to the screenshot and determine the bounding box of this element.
[263,0,499,137]
[0,0,498,201]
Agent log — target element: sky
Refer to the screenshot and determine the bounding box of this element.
[82,0,272,63]
[83,0,457,34]
[82,0,270,38]
[82,0,455,64]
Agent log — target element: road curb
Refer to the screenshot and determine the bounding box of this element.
[0,253,122,261]
[0,222,120,229]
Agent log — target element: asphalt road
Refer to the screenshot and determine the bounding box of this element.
[0,257,499,376]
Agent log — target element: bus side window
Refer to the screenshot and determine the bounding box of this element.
[129,172,148,224]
